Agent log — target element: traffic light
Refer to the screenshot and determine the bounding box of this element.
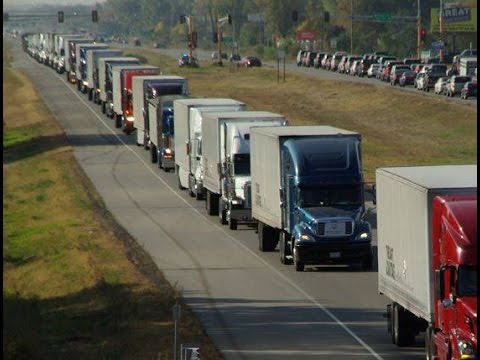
[324,11,330,22]
[213,31,218,43]
[228,14,232,24]
[420,28,427,45]
[292,10,298,22]
[92,10,98,22]
[180,15,186,24]
[58,11,64,23]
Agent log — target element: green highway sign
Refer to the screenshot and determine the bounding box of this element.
[373,13,392,22]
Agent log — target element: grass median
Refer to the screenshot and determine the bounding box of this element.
[3,41,223,359]
[124,47,477,183]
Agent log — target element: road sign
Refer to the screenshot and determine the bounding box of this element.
[373,13,392,22]
[296,31,315,41]
[277,49,286,59]
[431,41,445,50]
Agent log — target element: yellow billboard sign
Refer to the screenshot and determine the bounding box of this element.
[431,8,477,32]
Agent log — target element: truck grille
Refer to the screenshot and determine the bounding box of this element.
[317,220,353,237]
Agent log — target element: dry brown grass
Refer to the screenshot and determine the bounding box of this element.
[3,45,223,359]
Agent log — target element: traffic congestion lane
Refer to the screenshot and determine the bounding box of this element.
[10,38,424,359]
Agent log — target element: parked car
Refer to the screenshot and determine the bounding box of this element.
[367,63,381,78]
[445,75,472,97]
[376,65,385,79]
[358,59,371,77]
[423,73,443,92]
[350,60,361,76]
[330,54,343,71]
[434,76,450,94]
[321,53,332,69]
[239,56,262,67]
[460,81,477,99]
[296,50,306,66]
[313,52,326,68]
[338,55,349,73]
[345,56,362,74]
[304,51,317,67]
[399,70,417,87]
[390,67,410,85]
[415,72,427,90]
[382,61,404,82]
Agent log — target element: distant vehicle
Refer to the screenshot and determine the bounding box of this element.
[134,38,141,46]
[460,81,477,99]
[321,53,332,69]
[313,52,326,68]
[415,72,427,90]
[230,53,241,61]
[178,53,198,67]
[296,50,306,66]
[211,51,228,60]
[239,56,262,67]
[453,48,477,64]
[330,54,343,71]
[350,60,361,76]
[376,65,385,79]
[413,64,424,73]
[358,59,371,77]
[459,56,477,77]
[423,73,443,92]
[304,51,317,67]
[399,70,416,87]
[367,63,381,78]
[390,68,410,86]
[446,75,472,97]
[403,58,421,65]
[434,77,450,95]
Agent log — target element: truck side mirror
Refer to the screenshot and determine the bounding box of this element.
[372,184,376,205]
[434,268,444,300]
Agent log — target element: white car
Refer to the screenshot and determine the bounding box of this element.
[367,64,381,78]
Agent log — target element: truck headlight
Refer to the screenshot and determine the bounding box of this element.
[357,232,370,240]
[298,234,314,242]
[164,148,172,154]
[231,198,242,205]
[458,340,475,359]
[83,81,88,86]
[126,116,134,122]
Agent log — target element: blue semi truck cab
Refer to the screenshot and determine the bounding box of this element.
[251,126,373,271]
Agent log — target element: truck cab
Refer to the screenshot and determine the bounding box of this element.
[430,195,477,360]
[281,136,372,271]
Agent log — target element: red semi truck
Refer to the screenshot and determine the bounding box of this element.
[111,65,159,133]
[376,165,477,359]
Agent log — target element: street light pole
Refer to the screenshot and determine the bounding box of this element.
[417,0,421,59]
[439,0,444,62]
[350,0,354,54]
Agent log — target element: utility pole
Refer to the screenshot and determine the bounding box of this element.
[439,0,444,62]
[350,0,354,54]
[417,0,421,59]
[216,14,222,66]
[188,16,194,62]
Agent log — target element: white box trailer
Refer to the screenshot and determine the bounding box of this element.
[376,165,477,322]
[201,111,287,221]
[86,49,122,100]
[173,98,246,197]
[64,38,94,81]
[459,56,477,77]
[251,126,360,230]
[53,34,78,71]
[132,75,187,146]
[111,65,159,130]
[75,43,108,85]
[98,57,139,103]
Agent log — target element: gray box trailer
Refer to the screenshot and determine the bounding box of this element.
[376,165,477,323]
[132,75,187,146]
[201,111,287,225]
[98,57,139,104]
[173,99,246,198]
[85,49,123,101]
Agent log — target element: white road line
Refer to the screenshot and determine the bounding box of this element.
[37,56,384,360]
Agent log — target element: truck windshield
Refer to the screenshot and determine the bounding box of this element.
[162,110,174,135]
[458,266,477,296]
[233,154,250,176]
[298,185,362,208]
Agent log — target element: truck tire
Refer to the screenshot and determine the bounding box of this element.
[115,114,122,128]
[206,190,219,216]
[176,167,186,190]
[228,218,237,230]
[279,231,292,264]
[425,326,436,360]
[101,101,106,114]
[393,303,415,346]
[218,198,227,224]
[258,222,276,252]
[88,89,93,101]
[150,145,157,163]
[293,247,305,271]
[143,133,149,150]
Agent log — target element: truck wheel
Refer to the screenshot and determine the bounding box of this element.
[425,326,436,360]
[150,145,157,163]
[279,232,292,264]
[393,303,415,346]
[218,199,227,224]
[88,89,93,101]
[228,218,237,230]
[114,114,120,128]
[206,190,219,216]
[177,167,186,190]
[293,247,305,271]
[258,222,276,252]
[143,133,149,150]
[101,101,106,114]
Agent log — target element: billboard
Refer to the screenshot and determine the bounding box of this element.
[430,7,477,32]
[296,31,315,41]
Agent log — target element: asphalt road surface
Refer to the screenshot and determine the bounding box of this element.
[9,38,425,360]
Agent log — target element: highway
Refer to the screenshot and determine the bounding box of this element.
[9,38,424,359]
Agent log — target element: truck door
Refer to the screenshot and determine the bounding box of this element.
[281,149,295,232]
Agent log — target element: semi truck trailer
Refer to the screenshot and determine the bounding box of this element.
[201,111,287,229]
[376,165,477,358]
[98,57,140,112]
[75,43,108,93]
[132,75,188,148]
[174,99,246,199]
[86,49,123,102]
[111,65,160,132]
[53,34,78,73]
[251,126,373,271]
[64,38,94,83]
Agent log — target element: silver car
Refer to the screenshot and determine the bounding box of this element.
[367,64,381,78]
[445,75,472,97]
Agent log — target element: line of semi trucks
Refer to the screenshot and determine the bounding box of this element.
[22,32,477,360]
